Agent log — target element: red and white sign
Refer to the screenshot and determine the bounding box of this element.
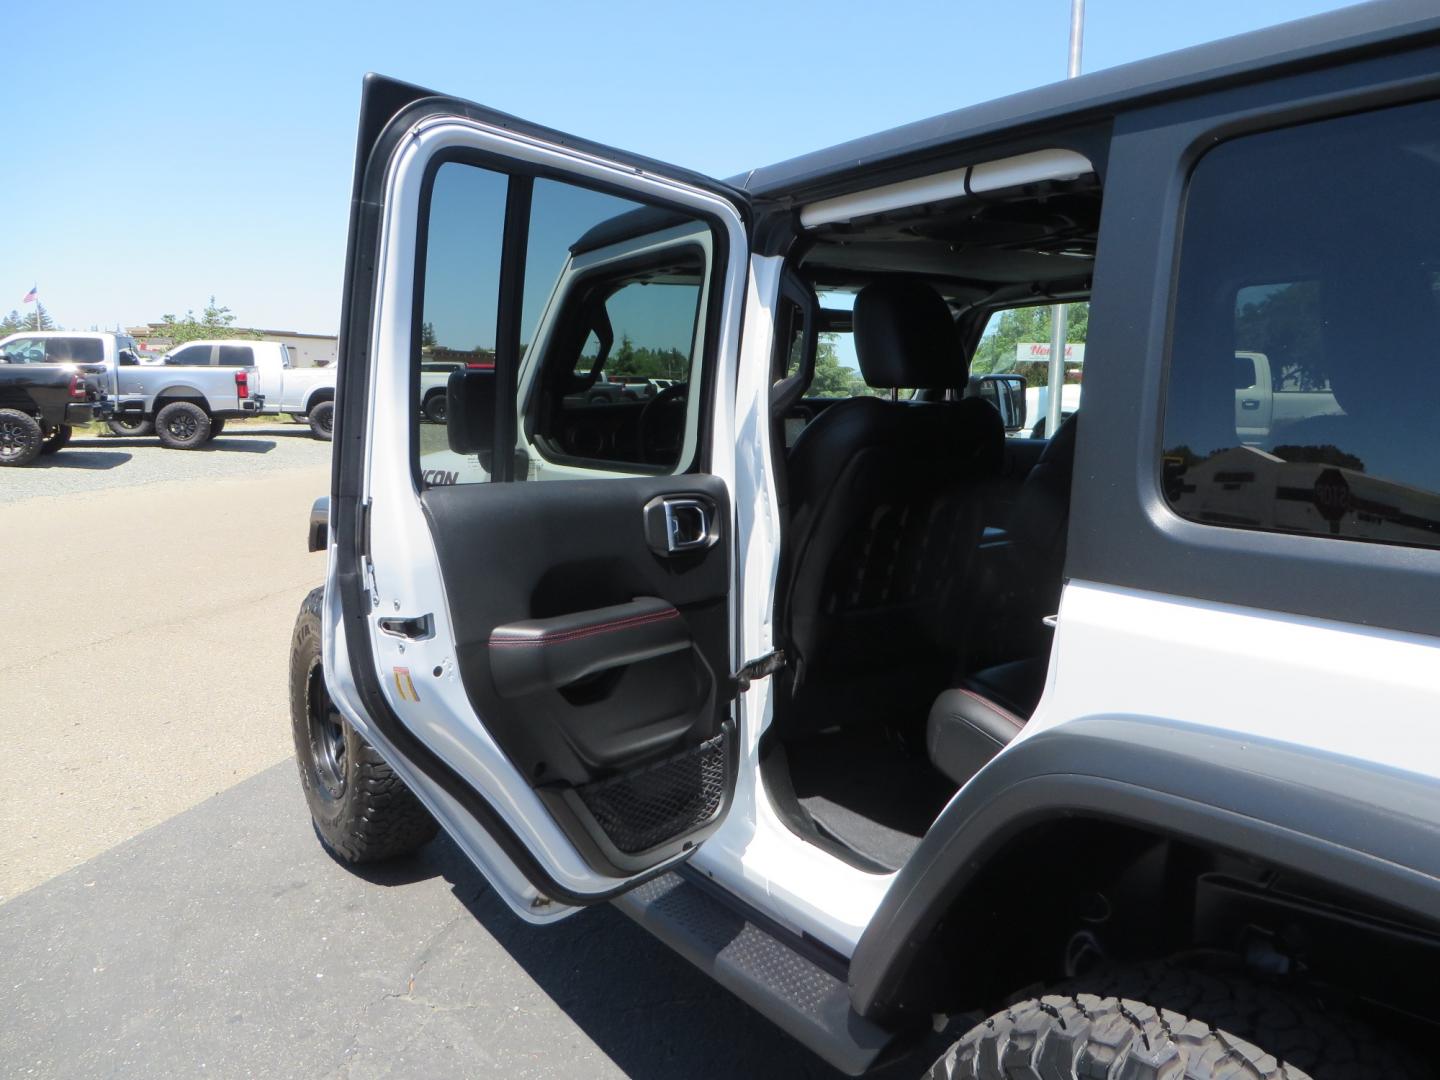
[1016,342,1085,364]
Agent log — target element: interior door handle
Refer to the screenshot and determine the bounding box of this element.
[643,494,720,557]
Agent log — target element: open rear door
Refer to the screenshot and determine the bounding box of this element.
[323,75,750,921]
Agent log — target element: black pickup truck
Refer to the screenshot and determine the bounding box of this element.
[0,363,101,466]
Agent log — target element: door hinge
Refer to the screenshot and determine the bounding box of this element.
[731,649,786,695]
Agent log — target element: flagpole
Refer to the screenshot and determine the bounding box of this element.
[1045,0,1085,438]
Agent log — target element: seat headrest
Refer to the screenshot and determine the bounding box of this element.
[853,281,964,390]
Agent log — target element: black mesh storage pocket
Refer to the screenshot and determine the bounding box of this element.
[576,732,727,854]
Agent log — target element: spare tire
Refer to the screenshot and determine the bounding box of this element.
[155,401,212,449]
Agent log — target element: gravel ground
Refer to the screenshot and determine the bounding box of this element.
[1,437,330,899]
[0,421,331,503]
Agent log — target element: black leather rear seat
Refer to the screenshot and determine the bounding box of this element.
[926,414,1079,786]
[926,657,1047,785]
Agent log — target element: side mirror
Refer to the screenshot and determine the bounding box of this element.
[445,368,495,455]
[118,349,138,367]
[976,373,1028,433]
[307,496,329,552]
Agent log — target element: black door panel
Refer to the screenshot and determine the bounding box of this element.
[420,474,732,875]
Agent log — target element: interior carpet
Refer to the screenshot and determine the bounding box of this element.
[787,729,956,872]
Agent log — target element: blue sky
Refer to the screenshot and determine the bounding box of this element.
[5,0,1356,335]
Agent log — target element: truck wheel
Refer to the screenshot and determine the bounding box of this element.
[0,409,42,466]
[39,424,72,455]
[308,400,335,441]
[155,401,212,449]
[289,587,437,863]
[107,415,155,438]
[422,391,447,424]
[926,964,1425,1079]
[206,417,226,440]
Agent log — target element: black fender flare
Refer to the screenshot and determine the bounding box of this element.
[848,716,1440,1021]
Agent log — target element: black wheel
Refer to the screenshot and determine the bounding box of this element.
[154,401,212,449]
[39,424,72,455]
[0,408,43,467]
[107,414,155,438]
[289,587,437,863]
[422,390,447,424]
[926,963,1427,1080]
[206,417,226,440]
[308,400,335,441]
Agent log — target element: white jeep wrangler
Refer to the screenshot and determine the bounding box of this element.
[289,5,1440,1075]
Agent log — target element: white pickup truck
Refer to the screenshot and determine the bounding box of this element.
[1232,349,1338,444]
[0,330,263,448]
[161,340,337,440]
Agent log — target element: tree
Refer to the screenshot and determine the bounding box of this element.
[1235,282,1324,390]
[153,296,258,346]
[808,334,878,398]
[1,303,58,334]
[971,303,1088,386]
[420,322,438,349]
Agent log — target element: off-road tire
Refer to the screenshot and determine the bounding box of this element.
[927,964,1427,1080]
[308,400,335,441]
[206,417,226,440]
[289,587,437,863]
[39,424,72,455]
[107,414,154,438]
[0,409,43,466]
[422,390,447,424]
[155,401,212,449]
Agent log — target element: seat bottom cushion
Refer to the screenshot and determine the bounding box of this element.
[926,655,1049,786]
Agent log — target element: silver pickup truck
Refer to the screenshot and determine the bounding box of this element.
[0,331,265,448]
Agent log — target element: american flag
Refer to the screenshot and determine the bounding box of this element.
[22,286,37,304]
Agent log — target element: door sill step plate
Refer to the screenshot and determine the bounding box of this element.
[612,870,904,1076]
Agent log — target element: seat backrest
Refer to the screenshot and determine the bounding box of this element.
[1008,411,1079,606]
[779,281,1002,727]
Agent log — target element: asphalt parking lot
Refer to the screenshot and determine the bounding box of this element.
[2,425,928,1079]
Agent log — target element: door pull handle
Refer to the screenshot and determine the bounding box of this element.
[379,613,434,640]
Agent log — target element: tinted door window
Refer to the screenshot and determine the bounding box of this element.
[47,337,104,364]
[217,345,254,366]
[1163,99,1440,550]
[167,345,213,366]
[415,162,719,484]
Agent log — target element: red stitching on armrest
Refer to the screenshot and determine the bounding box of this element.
[489,607,680,648]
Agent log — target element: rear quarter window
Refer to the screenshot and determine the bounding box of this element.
[1162,98,1440,552]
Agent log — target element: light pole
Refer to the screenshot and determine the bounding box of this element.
[1045,0,1085,437]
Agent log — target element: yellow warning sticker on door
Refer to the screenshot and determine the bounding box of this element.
[393,666,420,702]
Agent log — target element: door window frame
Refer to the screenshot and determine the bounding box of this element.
[407,145,736,490]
